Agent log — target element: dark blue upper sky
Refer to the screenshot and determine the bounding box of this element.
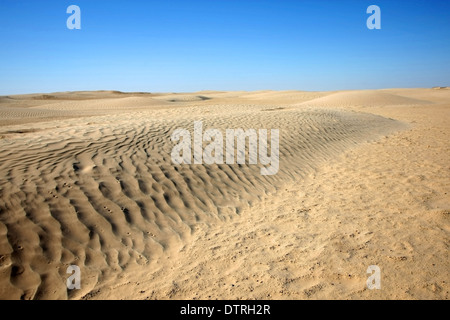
[0,0,449,94]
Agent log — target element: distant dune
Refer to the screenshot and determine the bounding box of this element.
[298,90,432,107]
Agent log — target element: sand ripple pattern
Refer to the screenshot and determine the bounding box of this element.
[0,106,404,299]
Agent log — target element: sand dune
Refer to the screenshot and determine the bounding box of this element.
[0,89,448,299]
[31,97,169,111]
[298,90,431,108]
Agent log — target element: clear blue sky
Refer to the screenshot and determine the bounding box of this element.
[0,0,449,94]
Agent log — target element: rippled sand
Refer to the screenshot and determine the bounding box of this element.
[0,88,448,299]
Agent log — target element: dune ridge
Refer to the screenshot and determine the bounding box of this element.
[298,90,431,107]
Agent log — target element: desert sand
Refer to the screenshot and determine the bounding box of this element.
[0,88,448,300]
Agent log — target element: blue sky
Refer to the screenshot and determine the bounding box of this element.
[0,0,449,94]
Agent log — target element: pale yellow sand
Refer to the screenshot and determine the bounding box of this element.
[0,88,448,299]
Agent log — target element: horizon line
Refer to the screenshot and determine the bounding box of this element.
[2,86,449,97]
